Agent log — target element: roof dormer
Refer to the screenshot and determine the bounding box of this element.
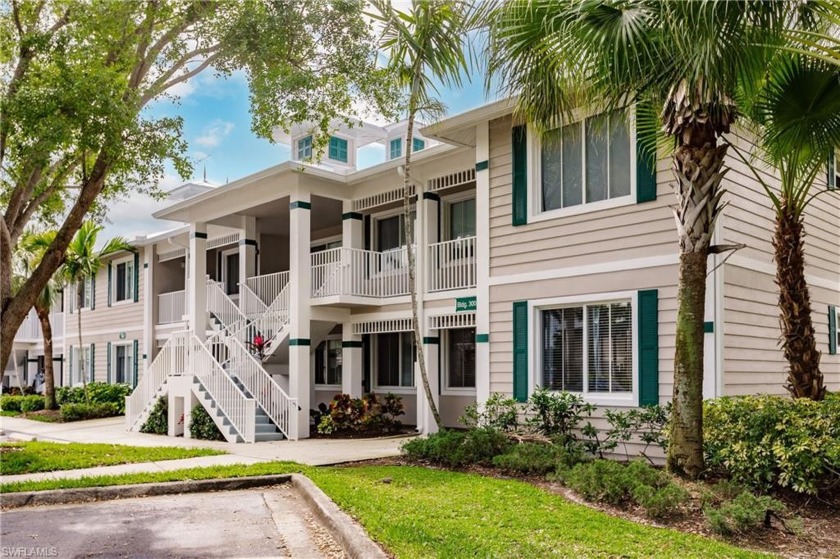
[273,117,387,173]
[383,120,436,161]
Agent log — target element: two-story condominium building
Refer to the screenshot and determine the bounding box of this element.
[10,100,838,445]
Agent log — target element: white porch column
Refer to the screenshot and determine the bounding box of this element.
[342,200,364,249]
[417,333,441,434]
[341,326,363,398]
[239,215,257,295]
[475,122,491,404]
[422,191,440,293]
[188,222,208,341]
[289,190,311,439]
[143,245,155,373]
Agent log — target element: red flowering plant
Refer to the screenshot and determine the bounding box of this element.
[245,332,273,360]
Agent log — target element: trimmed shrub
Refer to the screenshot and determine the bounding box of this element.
[20,395,45,413]
[402,428,511,468]
[492,442,588,475]
[526,387,594,439]
[632,483,689,519]
[189,405,225,441]
[460,393,519,431]
[0,395,24,412]
[57,382,131,414]
[60,402,120,421]
[704,395,840,494]
[140,397,168,435]
[704,491,788,536]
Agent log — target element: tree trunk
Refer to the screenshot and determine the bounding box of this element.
[77,302,90,405]
[403,111,442,430]
[668,251,707,478]
[36,305,57,410]
[775,200,824,400]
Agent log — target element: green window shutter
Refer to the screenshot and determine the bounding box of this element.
[637,290,659,406]
[89,343,95,383]
[133,340,139,386]
[636,119,657,203]
[829,305,837,355]
[133,252,140,303]
[69,346,74,383]
[512,301,529,402]
[106,342,112,383]
[107,263,113,307]
[512,125,528,226]
[828,152,836,191]
[329,136,348,163]
[90,276,96,310]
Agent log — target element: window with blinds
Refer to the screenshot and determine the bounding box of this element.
[541,300,632,394]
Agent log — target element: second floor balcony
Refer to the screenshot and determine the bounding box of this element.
[14,309,64,344]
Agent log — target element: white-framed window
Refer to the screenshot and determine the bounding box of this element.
[70,345,92,385]
[445,196,476,241]
[374,331,415,389]
[314,338,342,387]
[69,278,93,313]
[112,342,134,385]
[530,110,635,222]
[534,292,636,404]
[412,137,425,153]
[221,248,239,296]
[112,257,135,303]
[389,138,403,160]
[297,135,313,160]
[829,149,839,190]
[445,327,476,392]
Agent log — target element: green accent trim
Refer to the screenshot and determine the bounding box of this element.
[239,238,258,247]
[107,262,113,307]
[89,343,95,383]
[636,114,657,203]
[143,263,149,269]
[422,337,440,345]
[132,340,139,387]
[512,301,528,402]
[422,192,440,202]
[142,354,147,360]
[704,321,714,333]
[341,341,363,348]
[90,276,96,310]
[289,338,311,346]
[638,289,659,406]
[342,212,363,221]
[289,201,312,210]
[328,136,349,163]
[828,305,837,355]
[512,125,528,226]
[106,342,112,383]
[475,160,489,172]
[190,231,208,239]
[133,252,140,303]
[475,333,489,343]
[828,152,837,190]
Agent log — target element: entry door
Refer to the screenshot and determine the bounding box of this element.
[222,251,240,296]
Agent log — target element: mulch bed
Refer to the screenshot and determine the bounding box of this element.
[336,456,840,559]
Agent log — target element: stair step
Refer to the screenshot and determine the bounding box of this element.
[254,432,285,442]
[256,424,281,434]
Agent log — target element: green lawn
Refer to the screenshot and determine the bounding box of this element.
[0,461,768,558]
[0,442,226,475]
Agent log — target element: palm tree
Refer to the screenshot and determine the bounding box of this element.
[485,0,820,478]
[17,230,62,409]
[62,221,132,402]
[736,54,840,400]
[368,0,475,430]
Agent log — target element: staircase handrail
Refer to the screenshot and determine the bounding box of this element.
[125,330,188,430]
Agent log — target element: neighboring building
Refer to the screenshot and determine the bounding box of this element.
[7,105,839,445]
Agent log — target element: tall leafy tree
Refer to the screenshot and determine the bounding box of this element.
[485,0,822,477]
[735,54,840,400]
[16,230,61,409]
[61,221,132,400]
[0,0,394,371]
[368,0,474,430]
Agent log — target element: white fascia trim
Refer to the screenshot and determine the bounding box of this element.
[489,254,679,287]
[63,326,144,338]
[424,288,477,302]
[349,310,414,324]
[727,254,840,291]
[421,98,518,145]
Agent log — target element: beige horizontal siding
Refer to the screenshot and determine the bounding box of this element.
[723,263,840,396]
[488,265,679,405]
[487,116,677,277]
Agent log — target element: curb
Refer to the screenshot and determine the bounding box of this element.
[1,474,388,558]
[290,474,388,559]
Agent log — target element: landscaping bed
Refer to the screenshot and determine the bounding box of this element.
[0,382,131,422]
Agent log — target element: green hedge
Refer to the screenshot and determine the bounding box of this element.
[1,395,24,412]
[60,403,120,422]
[189,405,225,441]
[57,382,131,414]
[20,395,45,413]
[704,395,840,494]
[401,428,511,468]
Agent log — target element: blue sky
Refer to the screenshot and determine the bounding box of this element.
[105,66,495,240]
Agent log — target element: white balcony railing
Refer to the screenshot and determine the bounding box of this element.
[207,278,246,332]
[428,236,477,292]
[50,311,64,339]
[311,246,411,299]
[245,271,289,308]
[14,310,41,341]
[158,290,186,325]
[126,330,188,431]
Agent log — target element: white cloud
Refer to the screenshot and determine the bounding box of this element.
[194,120,235,148]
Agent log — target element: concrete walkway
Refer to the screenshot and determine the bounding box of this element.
[0,415,413,485]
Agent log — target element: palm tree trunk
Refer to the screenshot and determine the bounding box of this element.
[35,304,57,410]
[775,200,824,400]
[77,303,90,405]
[403,111,442,430]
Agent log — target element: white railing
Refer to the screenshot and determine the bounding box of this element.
[428,236,477,291]
[235,283,290,353]
[14,310,41,341]
[311,246,411,299]
[240,284,267,318]
[158,290,186,325]
[125,331,188,431]
[191,334,256,443]
[245,271,289,307]
[50,311,64,339]
[207,329,297,440]
[206,278,246,331]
